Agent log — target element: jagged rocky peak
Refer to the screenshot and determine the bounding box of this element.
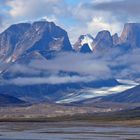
[95,30,112,43]
[73,34,95,52]
[120,23,140,47]
[12,20,72,60]
[94,30,113,51]
[0,20,72,63]
[73,30,113,53]
[112,33,119,46]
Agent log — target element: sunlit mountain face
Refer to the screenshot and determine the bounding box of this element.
[0,20,139,104]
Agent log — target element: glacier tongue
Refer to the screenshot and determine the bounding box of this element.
[56,79,138,104]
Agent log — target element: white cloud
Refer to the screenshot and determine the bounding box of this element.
[6,75,96,85]
[87,16,123,36]
[41,16,57,23]
[7,0,65,18]
[29,52,111,78]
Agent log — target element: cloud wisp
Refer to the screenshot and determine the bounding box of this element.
[6,75,96,86]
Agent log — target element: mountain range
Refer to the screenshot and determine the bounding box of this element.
[0,20,140,105]
[74,23,140,52]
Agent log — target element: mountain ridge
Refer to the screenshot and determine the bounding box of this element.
[1,21,140,57]
[74,23,140,52]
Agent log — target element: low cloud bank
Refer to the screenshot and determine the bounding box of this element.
[1,49,140,85]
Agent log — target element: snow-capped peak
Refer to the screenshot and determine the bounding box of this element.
[80,34,94,51]
[73,34,95,51]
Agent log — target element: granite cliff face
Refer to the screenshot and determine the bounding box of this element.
[94,30,113,51]
[0,21,72,63]
[0,23,31,62]
[119,23,140,48]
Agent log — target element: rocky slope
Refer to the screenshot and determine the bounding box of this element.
[99,85,140,103]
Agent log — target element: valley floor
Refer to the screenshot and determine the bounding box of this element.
[0,103,140,125]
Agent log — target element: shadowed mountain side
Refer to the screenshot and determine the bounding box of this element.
[0,94,25,106]
[0,79,119,103]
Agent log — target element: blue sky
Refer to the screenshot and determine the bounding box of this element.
[65,0,81,6]
[0,0,140,43]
